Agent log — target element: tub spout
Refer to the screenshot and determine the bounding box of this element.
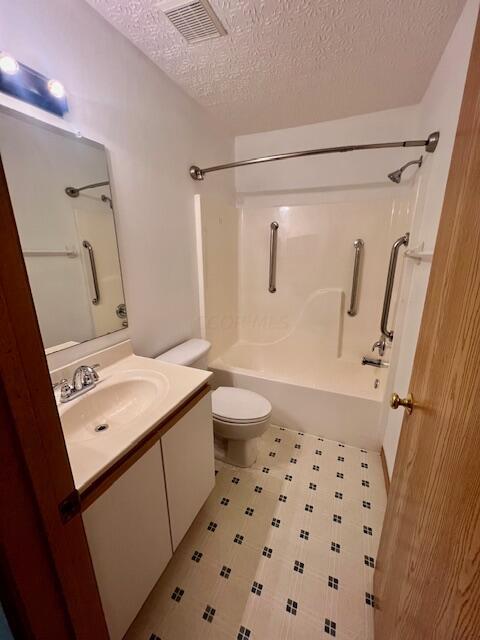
[362,356,389,368]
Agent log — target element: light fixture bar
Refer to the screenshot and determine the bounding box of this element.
[0,52,68,117]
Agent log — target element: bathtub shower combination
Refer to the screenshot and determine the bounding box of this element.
[195,134,439,451]
[209,215,412,450]
[210,339,386,452]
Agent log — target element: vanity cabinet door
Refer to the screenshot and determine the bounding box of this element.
[82,443,172,640]
[161,393,215,550]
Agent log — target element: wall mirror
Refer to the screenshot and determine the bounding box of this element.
[0,107,127,354]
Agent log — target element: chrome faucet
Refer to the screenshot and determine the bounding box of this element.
[53,364,100,403]
[362,356,389,368]
[73,364,99,391]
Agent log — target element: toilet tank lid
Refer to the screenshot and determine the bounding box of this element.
[155,338,211,366]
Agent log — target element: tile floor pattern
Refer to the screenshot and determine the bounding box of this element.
[125,426,387,640]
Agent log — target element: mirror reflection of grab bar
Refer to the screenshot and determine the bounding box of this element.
[22,247,78,258]
[82,240,100,305]
[381,233,409,341]
[269,221,279,293]
[347,238,364,316]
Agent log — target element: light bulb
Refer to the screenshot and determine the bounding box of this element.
[47,79,65,99]
[0,53,19,75]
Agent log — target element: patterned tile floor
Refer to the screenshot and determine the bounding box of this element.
[125,425,387,640]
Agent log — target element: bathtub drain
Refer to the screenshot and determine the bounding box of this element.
[95,423,109,432]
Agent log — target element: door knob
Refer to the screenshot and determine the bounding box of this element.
[390,392,414,414]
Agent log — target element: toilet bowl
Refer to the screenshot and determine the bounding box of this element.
[212,387,271,467]
[155,339,272,468]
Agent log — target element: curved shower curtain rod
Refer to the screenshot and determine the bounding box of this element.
[189,131,440,181]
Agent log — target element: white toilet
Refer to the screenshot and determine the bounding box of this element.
[155,339,272,468]
[212,386,271,467]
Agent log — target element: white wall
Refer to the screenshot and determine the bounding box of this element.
[382,0,479,476]
[0,0,234,367]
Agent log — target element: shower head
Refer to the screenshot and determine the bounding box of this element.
[387,168,403,184]
[388,156,423,184]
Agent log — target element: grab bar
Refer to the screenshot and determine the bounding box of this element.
[82,240,100,305]
[269,221,279,293]
[381,233,409,341]
[347,239,364,316]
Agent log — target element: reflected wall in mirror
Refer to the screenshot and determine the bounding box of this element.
[0,107,127,353]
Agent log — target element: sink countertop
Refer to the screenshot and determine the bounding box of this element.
[59,353,212,492]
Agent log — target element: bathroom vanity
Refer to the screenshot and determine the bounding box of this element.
[51,341,215,640]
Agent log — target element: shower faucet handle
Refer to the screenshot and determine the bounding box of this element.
[372,337,387,357]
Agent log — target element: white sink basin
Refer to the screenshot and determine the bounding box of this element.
[60,369,169,442]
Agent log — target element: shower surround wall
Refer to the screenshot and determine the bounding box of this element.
[208,189,412,450]
[196,193,239,363]
[201,105,426,450]
[236,199,411,366]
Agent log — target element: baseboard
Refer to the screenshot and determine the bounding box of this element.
[380,447,390,493]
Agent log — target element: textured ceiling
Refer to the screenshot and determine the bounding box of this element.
[86,0,467,135]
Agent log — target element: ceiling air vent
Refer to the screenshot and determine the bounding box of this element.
[163,0,227,44]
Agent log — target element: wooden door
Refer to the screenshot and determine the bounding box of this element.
[374,10,480,639]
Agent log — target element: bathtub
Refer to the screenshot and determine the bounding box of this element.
[210,341,386,451]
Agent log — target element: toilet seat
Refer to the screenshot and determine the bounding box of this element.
[212,387,272,425]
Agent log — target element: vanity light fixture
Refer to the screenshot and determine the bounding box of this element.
[0,52,19,75]
[0,51,68,116]
[47,78,66,99]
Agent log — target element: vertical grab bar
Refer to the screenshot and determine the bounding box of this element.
[347,239,364,316]
[381,233,409,341]
[269,221,279,293]
[82,240,100,305]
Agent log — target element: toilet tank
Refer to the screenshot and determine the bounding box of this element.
[155,339,211,370]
